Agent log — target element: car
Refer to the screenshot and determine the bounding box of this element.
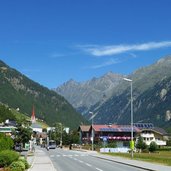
[47,140,56,150]
[14,143,23,152]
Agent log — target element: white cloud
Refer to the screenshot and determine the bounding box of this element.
[90,58,120,69]
[80,41,171,56]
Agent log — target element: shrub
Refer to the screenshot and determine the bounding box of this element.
[149,141,158,152]
[18,158,30,169]
[0,150,19,167]
[0,134,14,151]
[106,142,117,148]
[136,136,147,151]
[10,161,25,171]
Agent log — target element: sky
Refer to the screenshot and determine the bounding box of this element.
[0,0,171,88]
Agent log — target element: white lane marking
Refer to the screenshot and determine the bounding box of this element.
[50,155,55,157]
[56,155,60,157]
[74,154,79,156]
[78,160,83,163]
[85,163,92,167]
[96,168,103,171]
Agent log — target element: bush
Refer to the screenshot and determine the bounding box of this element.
[106,142,117,148]
[10,161,25,171]
[0,134,14,151]
[0,150,19,167]
[149,141,158,152]
[18,158,30,169]
[136,136,147,151]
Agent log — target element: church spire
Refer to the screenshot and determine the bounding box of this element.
[31,105,36,123]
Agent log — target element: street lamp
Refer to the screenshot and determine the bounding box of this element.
[59,123,63,148]
[123,78,134,158]
[89,111,94,151]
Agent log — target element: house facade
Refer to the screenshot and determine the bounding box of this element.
[78,124,141,148]
[78,123,168,148]
[134,123,167,146]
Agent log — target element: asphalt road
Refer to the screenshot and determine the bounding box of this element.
[41,148,146,171]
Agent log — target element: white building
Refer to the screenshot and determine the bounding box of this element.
[31,123,42,133]
[134,123,167,146]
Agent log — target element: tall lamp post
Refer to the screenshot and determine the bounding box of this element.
[89,111,94,151]
[123,78,134,158]
[60,123,63,148]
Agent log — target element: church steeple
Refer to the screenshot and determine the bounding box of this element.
[31,105,36,123]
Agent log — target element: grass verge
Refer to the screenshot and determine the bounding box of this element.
[103,151,171,166]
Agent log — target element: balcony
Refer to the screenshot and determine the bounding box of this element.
[141,133,154,138]
[155,140,166,146]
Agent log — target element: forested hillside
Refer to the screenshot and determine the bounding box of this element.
[0,60,87,129]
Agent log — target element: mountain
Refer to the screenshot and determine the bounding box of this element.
[86,55,171,131]
[54,72,123,114]
[54,55,171,131]
[0,60,87,129]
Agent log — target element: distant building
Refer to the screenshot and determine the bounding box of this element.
[30,106,42,132]
[78,125,91,144]
[78,123,168,148]
[134,123,168,146]
[31,123,42,133]
[0,126,15,136]
[0,119,16,136]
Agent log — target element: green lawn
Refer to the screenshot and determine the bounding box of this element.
[104,151,171,166]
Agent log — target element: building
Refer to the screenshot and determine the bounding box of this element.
[30,106,43,133]
[134,123,167,146]
[0,119,16,136]
[78,124,140,148]
[78,125,91,144]
[78,123,168,148]
[31,105,36,123]
[31,123,42,133]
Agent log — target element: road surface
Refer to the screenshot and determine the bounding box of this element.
[41,147,146,171]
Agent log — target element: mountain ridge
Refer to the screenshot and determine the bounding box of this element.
[55,55,171,131]
[54,72,124,114]
[0,60,87,129]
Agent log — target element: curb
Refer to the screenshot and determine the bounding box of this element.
[91,155,156,171]
[27,154,35,171]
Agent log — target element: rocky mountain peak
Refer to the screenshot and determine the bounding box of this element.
[54,72,123,112]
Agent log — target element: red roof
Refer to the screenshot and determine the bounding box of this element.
[92,124,141,132]
[79,125,90,132]
[78,124,141,133]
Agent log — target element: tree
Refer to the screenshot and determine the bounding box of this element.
[0,104,15,123]
[136,136,147,152]
[13,124,32,146]
[149,141,158,152]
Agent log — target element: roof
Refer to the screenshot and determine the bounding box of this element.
[31,123,42,129]
[92,124,141,133]
[141,127,168,135]
[78,125,90,132]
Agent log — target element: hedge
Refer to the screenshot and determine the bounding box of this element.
[0,150,19,167]
[10,161,25,171]
[0,134,14,151]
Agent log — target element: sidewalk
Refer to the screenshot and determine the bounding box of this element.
[91,153,171,171]
[27,148,56,171]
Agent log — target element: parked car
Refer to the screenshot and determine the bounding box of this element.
[14,143,23,152]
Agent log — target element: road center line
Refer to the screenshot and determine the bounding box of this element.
[85,163,92,167]
[78,160,83,163]
[95,168,103,171]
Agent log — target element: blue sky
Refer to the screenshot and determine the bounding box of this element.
[0,0,171,88]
